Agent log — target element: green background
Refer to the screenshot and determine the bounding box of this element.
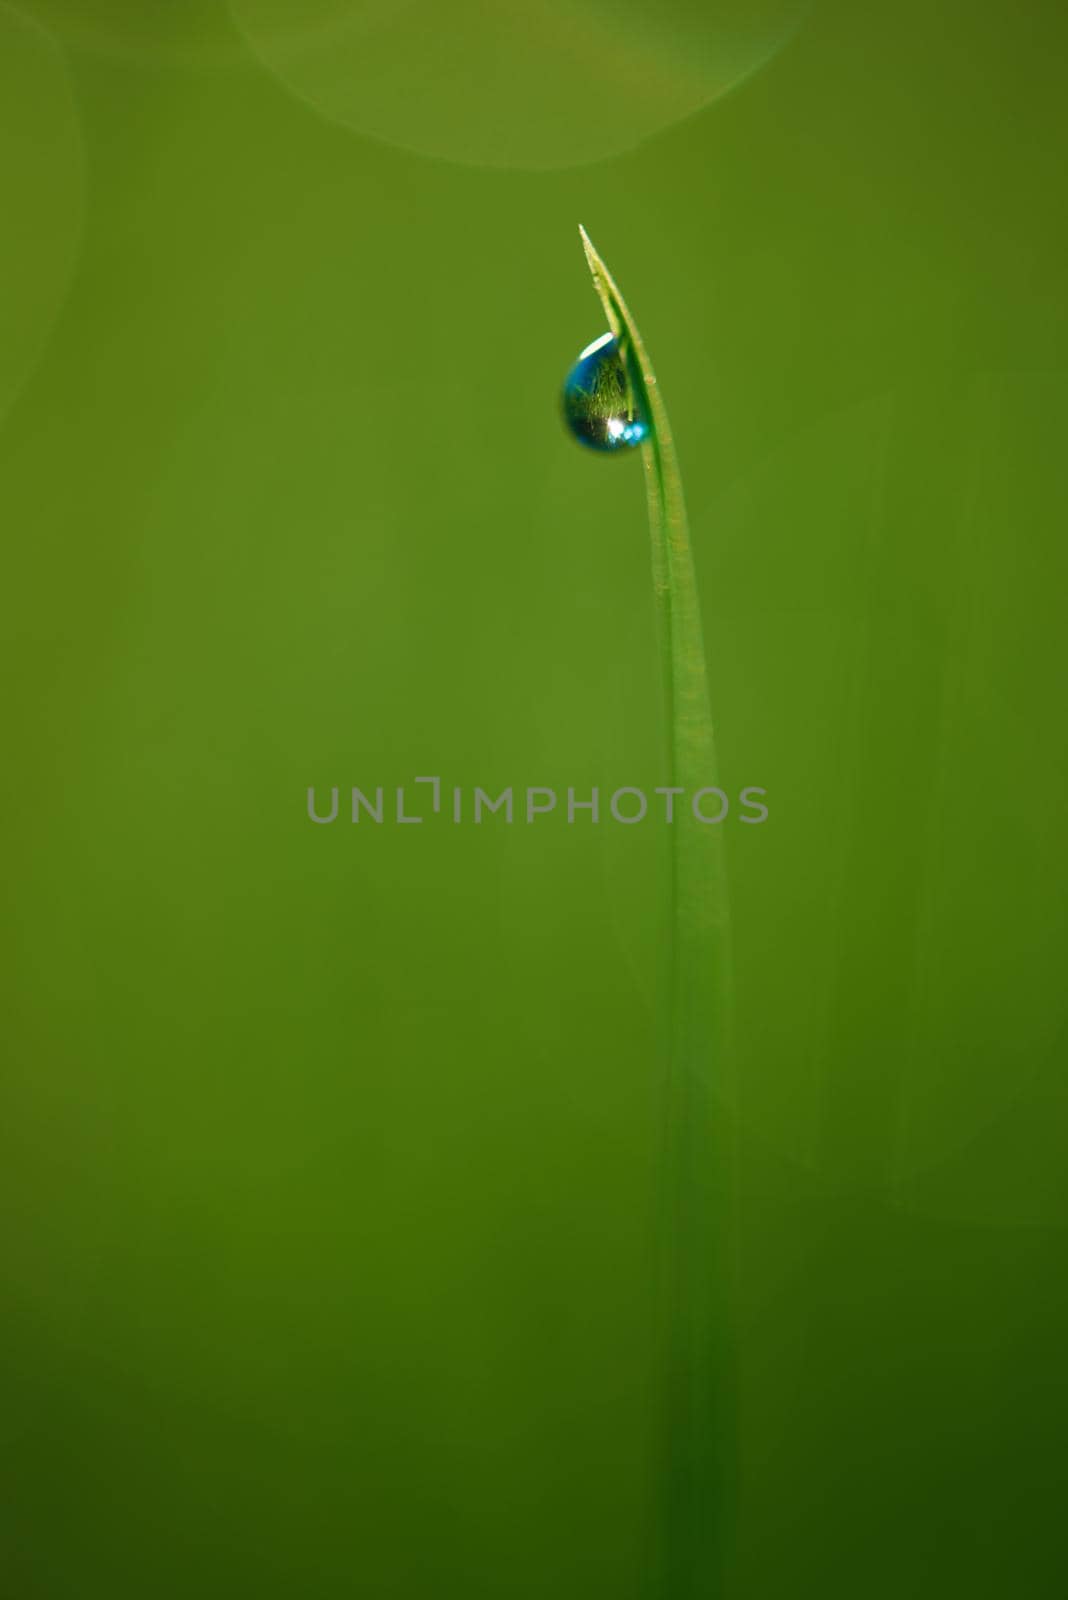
[2,1,1066,1595]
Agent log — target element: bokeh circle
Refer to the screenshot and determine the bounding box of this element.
[228,0,804,170]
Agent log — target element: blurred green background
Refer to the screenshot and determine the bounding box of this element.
[2,0,1066,1595]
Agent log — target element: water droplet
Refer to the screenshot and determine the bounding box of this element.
[562,332,649,453]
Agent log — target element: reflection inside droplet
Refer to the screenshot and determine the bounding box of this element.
[562,331,649,453]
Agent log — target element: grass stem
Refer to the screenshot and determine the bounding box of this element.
[579,227,737,1599]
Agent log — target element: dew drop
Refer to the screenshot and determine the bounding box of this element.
[562,332,649,453]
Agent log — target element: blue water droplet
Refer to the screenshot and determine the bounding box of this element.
[562,331,649,452]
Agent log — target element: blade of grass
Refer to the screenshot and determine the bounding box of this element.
[578,226,737,1599]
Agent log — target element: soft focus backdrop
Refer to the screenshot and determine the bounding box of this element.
[2,1,1066,1595]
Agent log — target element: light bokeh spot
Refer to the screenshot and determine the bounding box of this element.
[228,0,803,169]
